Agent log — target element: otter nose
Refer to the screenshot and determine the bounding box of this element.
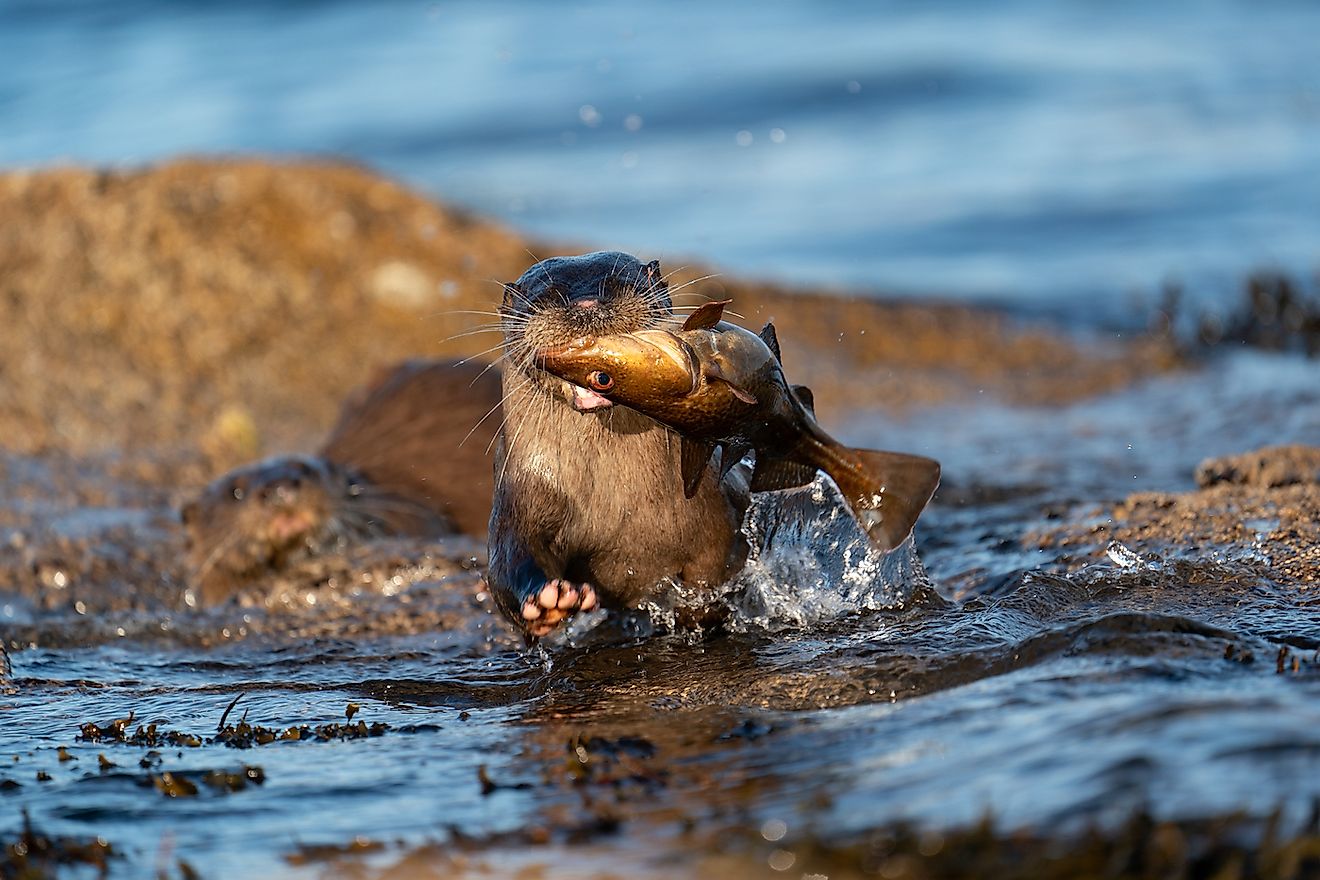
[573,298,599,310]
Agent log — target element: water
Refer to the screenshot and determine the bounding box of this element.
[3,1,1319,318]
[3,348,1318,875]
[3,2,1320,875]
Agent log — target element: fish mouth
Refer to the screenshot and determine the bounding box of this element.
[568,384,614,412]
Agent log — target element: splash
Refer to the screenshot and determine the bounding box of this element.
[727,475,932,631]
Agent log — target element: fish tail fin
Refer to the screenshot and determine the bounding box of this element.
[815,445,941,552]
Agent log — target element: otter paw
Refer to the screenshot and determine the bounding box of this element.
[520,579,598,637]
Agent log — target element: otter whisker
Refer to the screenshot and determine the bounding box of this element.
[441,327,510,346]
[454,340,514,364]
[460,367,530,451]
[428,309,512,320]
[665,273,724,300]
[465,350,514,389]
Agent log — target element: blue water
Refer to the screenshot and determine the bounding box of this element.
[3,0,1318,319]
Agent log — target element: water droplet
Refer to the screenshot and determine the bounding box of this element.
[846,79,862,93]
[623,113,643,132]
[761,819,787,841]
[735,130,753,147]
[578,105,601,127]
[769,127,786,143]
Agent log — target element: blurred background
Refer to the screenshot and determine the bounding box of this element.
[3,0,1318,325]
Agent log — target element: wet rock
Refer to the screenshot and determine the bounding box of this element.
[1195,444,1320,489]
[1032,445,1320,587]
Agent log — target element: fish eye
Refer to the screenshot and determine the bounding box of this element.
[588,370,615,392]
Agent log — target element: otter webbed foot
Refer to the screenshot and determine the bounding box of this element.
[520,579,598,637]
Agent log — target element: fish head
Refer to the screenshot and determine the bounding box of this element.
[535,330,699,413]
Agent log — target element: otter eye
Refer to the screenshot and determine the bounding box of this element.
[588,370,615,392]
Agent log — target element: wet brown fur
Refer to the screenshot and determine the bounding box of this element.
[183,359,502,604]
[488,252,749,628]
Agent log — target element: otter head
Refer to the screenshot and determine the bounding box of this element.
[183,453,452,605]
[183,456,352,566]
[181,455,365,604]
[500,252,672,392]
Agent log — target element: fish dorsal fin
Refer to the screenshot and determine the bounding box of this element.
[702,358,758,405]
[791,384,816,415]
[758,322,782,362]
[750,455,818,493]
[679,438,715,499]
[682,299,733,331]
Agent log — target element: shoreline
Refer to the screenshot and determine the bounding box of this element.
[0,157,1180,476]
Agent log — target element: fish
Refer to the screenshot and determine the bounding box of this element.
[535,299,940,552]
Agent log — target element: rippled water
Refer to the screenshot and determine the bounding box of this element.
[3,350,1317,876]
[3,1,1319,317]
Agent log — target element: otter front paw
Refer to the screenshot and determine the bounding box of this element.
[520,579,598,637]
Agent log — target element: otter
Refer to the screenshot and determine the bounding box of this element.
[488,252,750,636]
[183,359,502,605]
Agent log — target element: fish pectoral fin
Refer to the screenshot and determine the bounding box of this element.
[749,456,819,492]
[718,379,759,405]
[791,384,816,416]
[718,442,751,480]
[682,299,733,331]
[680,438,716,498]
[702,360,759,404]
[758,322,782,363]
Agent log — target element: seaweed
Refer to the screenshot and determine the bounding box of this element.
[75,702,389,751]
[1,810,115,879]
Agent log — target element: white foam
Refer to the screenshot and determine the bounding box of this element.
[727,475,930,631]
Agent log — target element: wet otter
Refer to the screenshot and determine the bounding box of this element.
[183,359,502,605]
[488,252,749,636]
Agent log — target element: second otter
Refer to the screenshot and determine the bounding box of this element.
[183,359,502,604]
[488,252,750,636]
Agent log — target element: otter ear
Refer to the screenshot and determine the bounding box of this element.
[501,282,522,308]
